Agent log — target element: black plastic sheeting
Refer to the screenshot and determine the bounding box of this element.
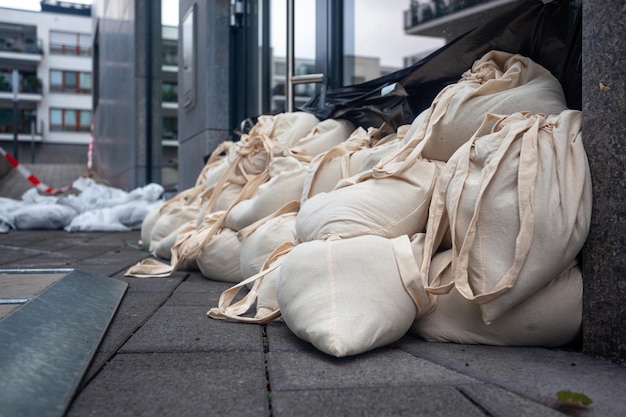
[299,0,582,130]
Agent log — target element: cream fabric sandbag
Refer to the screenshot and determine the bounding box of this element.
[287,118,355,162]
[300,127,372,202]
[195,226,243,282]
[153,221,192,261]
[147,190,202,254]
[239,210,299,279]
[374,50,568,178]
[411,256,582,347]
[300,125,405,203]
[140,205,160,247]
[169,210,242,282]
[208,243,294,324]
[277,235,430,357]
[224,156,307,231]
[420,110,592,324]
[270,112,320,149]
[296,157,444,241]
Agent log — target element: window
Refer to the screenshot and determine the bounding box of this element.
[50,108,91,132]
[50,70,91,93]
[50,31,92,56]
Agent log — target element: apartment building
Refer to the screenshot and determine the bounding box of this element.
[0,1,93,164]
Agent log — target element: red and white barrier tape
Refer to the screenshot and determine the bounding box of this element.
[87,137,94,177]
[0,145,73,195]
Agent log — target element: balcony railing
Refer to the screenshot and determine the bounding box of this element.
[162,84,178,103]
[0,37,44,55]
[0,76,43,95]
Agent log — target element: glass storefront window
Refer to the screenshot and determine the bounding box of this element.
[269,0,316,113]
[345,0,445,84]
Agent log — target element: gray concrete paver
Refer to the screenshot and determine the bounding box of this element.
[119,305,264,353]
[271,385,486,417]
[397,339,626,417]
[267,348,477,392]
[266,321,322,353]
[67,352,269,417]
[458,384,566,417]
[165,273,235,306]
[84,290,181,382]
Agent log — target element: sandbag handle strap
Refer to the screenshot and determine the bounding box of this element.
[207,242,296,323]
[453,113,540,303]
[391,235,433,318]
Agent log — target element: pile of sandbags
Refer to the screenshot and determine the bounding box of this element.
[0,178,164,233]
[133,51,592,358]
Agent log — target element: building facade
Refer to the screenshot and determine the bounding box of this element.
[0,2,93,164]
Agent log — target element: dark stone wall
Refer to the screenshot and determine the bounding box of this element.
[581,0,626,362]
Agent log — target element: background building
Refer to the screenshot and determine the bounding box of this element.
[0,1,93,164]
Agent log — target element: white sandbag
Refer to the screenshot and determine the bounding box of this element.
[69,177,130,209]
[0,215,13,233]
[14,204,77,230]
[115,201,161,230]
[421,110,592,324]
[20,188,58,205]
[64,207,129,232]
[225,156,307,231]
[239,211,298,279]
[296,157,444,241]
[277,235,429,357]
[0,197,22,232]
[411,259,582,347]
[288,118,355,161]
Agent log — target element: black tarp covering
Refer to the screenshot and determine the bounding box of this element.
[299,0,582,130]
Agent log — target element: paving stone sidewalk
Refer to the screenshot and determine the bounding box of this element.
[0,230,624,417]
